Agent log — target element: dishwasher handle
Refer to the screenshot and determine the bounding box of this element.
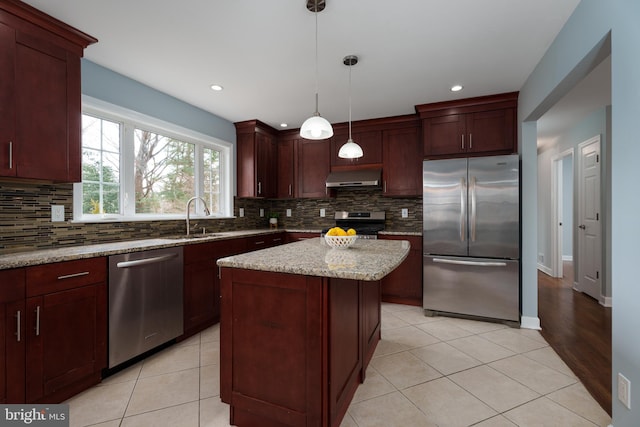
[116,253,178,269]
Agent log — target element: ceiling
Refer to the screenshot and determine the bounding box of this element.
[21,0,597,138]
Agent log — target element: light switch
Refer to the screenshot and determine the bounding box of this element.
[320,208,325,217]
[286,209,292,217]
[51,205,65,222]
[239,208,245,217]
[260,208,264,217]
[401,208,409,218]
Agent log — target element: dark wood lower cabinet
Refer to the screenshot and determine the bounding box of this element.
[379,235,423,306]
[0,269,26,404]
[221,268,381,427]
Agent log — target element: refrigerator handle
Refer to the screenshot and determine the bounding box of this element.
[460,177,466,242]
[470,176,477,242]
[432,258,507,267]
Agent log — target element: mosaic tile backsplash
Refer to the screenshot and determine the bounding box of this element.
[0,182,421,254]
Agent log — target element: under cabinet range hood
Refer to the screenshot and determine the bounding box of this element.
[325,169,382,188]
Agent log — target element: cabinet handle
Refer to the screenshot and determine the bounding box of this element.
[288,184,292,196]
[273,238,282,242]
[57,271,89,280]
[255,241,265,245]
[384,180,387,193]
[258,182,262,195]
[15,310,21,342]
[35,306,40,336]
[461,134,465,150]
[8,141,13,169]
[469,133,473,149]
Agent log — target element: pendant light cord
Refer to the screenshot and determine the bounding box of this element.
[348,62,352,140]
[314,0,319,114]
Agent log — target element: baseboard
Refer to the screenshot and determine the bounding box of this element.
[562,255,573,261]
[599,295,612,307]
[537,263,553,276]
[520,316,541,330]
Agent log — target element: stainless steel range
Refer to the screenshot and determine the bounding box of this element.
[324,211,386,239]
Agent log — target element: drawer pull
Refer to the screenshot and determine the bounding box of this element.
[57,271,90,280]
[35,306,40,336]
[273,238,282,242]
[8,141,13,169]
[15,310,21,342]
[254,241,265,245]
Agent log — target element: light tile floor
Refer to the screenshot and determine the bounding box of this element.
[65,303,612,427]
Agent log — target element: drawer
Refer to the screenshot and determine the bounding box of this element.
[0,268,25,303]
[26,257,107,297]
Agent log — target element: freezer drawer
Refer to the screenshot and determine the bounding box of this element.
[423,256,519,322]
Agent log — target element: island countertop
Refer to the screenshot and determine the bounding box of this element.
[217,237,410,281]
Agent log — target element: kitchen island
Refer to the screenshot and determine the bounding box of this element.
[217,238,410,427]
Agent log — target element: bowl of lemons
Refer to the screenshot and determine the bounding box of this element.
[324,227,358,249]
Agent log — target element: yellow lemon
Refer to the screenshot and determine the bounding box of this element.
[326,227,338,236]
[335,228,348,236]
[347,228,357,236]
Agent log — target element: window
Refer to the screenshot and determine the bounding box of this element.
[74,97,233,221]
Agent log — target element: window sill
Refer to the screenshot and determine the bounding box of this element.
[71,215,237,224]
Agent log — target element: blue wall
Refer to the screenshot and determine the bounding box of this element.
[520,0,640,424]
[81,60,236,143]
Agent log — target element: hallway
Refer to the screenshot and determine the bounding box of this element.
[538,262,612,414]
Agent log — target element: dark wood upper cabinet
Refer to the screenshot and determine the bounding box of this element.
[418,92,518,159]
[276,136,297,199]
[330,128,382,168]
[0,2,96,182]
[298,138,332,198]
[235,120,277,198]
[382,125,421,196]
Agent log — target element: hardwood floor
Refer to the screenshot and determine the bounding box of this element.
[538,262,612,415]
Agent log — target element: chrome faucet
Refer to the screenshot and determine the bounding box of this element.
[186,197,211,236]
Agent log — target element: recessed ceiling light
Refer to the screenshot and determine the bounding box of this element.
[280,123,288,128]
[210,84,223,91]
[450,84,463,92]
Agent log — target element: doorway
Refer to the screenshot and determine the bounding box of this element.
[551,149,574,279]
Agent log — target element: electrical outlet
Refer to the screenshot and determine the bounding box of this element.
[286,209,292,217]
[401,208,409,218]
[239,208,245,217]
[51,205,65,222]
[618,373,631,409]
[259,208,264,217]
[320,208,325,217]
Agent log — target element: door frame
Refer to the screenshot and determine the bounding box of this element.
[550,148,574,278]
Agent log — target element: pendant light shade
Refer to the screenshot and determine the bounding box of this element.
[300,0,333,140]
[338,55,363,159]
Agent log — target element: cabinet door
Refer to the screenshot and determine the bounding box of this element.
[25,283,106,403]
[382,127,421,196]
[184,258,217,332]
[256,132,276,198]
[0,269,26,404]
[277,139,296,198]
[236,132,256,197]
[379,236,422,306]
[466,108,515,154]
[15,32,80,182]
[0,22,16,177]
[298,139,331,198]
[331,130,382,167]
[423,114,466,157]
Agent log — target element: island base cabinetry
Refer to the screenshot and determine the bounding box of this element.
[220,268,381,427]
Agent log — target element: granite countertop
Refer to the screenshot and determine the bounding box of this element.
[0,229,284,270]
[217,237,410,281]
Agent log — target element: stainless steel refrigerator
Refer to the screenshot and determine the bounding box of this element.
[423,154,520,323]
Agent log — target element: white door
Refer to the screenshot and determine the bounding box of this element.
[577,136,601,300]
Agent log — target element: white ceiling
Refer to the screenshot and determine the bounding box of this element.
[22,0,598,138]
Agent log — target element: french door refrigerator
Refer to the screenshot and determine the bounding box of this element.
[423,154,520,323]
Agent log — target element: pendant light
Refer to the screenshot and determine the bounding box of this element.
[338,55,364,159]
[300,0,333,140]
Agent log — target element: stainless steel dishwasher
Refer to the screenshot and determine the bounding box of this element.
[108,247,184,368]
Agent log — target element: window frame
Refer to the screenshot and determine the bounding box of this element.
[73,96,234,222]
